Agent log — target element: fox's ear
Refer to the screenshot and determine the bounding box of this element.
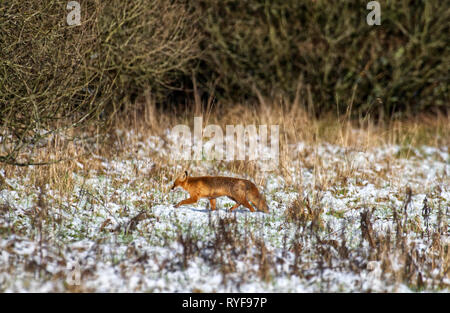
[184,170,189,178]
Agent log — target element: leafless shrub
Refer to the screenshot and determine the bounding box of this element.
[360,208,376,249]
[421,196,431,235]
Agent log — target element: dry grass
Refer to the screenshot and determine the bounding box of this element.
[2,97,449,198]
[0,100,448,292]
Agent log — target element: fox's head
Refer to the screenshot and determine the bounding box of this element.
[171,171,189,190]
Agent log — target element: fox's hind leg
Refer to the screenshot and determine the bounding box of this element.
[209,198,216,211]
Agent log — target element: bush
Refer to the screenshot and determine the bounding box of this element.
[194,0,449,116]
[0,0,200,164]
[0,0,448,164]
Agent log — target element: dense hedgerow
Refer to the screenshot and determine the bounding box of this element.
[0,0,448,164]
[194,0,449,116]
[1,0,448,117]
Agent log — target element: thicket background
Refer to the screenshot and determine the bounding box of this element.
[0,0,448,163]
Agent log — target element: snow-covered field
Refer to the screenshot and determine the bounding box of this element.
[0,130,448,292]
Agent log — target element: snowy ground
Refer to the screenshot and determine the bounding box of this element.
[0,130,448,292]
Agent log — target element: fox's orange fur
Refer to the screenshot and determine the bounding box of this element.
[171,171,269,213]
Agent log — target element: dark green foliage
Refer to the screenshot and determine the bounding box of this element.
[195,0,449,116]
[0,0,448,156]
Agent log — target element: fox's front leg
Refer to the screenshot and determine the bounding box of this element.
[229,203,240,212]
[175,196,199,208]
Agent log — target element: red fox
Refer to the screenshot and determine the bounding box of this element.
[171,171,269,213]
